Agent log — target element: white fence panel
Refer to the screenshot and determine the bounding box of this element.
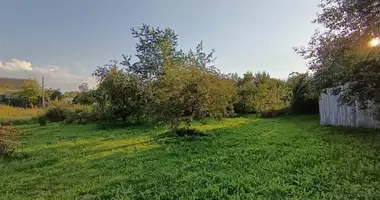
[319,91,379,128]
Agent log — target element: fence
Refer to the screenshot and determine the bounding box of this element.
[319,89,379,128]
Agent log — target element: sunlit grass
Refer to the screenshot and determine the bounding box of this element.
[1,115,380,199]
[192,117,250,131]
[0,105,44,121]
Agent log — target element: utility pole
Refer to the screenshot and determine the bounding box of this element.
[42,76,45,107]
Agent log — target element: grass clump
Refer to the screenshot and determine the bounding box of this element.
[174,128,206,137]
[0,125,23,158]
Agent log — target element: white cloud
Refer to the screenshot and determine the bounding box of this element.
[0,59,33,71]
[0,58,96,91]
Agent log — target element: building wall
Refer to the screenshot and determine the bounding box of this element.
[319,90,379,128]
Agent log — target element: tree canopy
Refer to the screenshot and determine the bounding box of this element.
[29,23,323,130]
[295,0,380,109]
[18,79,41,107]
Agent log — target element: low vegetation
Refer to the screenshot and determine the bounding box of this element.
[0,105,43,123]
[0,125,23,157]
[43,100,92,123]
[1,116,379,199]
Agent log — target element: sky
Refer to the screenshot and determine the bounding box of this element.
[0,0,321,91]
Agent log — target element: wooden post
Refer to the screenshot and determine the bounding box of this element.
[42,76,45,107]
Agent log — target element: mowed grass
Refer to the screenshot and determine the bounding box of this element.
[1,116,380,199]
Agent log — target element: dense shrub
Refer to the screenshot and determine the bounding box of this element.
[174,128,205,137]
[0,125,23,157]
[234,72,257,114]
[153,64,237,131]
[72,90,96,105]
[92,64,152,124]
[233,71,291,116]
[287,73,319,115]
[37,116,47,126]
[45,101,69,122]
[63,106,96,125]
[253,77,290,115]
[44,100,92,123]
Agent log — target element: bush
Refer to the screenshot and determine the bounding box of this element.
[153,65,237,131]
[37,116,47,126]
[175,128,205,137]
[0,125,23,157]
[44,100,92,123]
[45,101,69,122]
[64,107,96,125]
[287,73,319,115]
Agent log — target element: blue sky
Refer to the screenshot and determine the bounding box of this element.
[0,0,320,91]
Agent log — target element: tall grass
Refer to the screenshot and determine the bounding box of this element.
[0,105,44,121]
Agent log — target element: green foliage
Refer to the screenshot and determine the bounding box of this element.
[93,64,152,123]
[153,64,237,131]
[78,83,89,93]
[287,72,319,114]
[17,79,41,107]
[295,0,380,109]
[37,115,47,126]
[2,116,380,199]
[44,88,63,102]
[254,77,289,116]
[122,24,180,79]
[44,100,91,123]
[45,101,70,122]
[234,71,292,116]
[84,23,323,129]
[234,71,290,116]
[72,90,96,105]
[63,106,95,125]
[63,91,80,98]
[173,128,205,137]
[91,24,232,128]
[234,72,256,113]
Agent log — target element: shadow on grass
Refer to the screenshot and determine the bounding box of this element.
[0,117,39,126]
[153,128,211,145]
[276,114,380,145]
[95,121,158,131]
[321,125,380,146]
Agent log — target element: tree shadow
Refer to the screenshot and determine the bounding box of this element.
[276,114,380,144]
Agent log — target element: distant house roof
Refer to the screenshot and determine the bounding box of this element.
[0,77,26,93]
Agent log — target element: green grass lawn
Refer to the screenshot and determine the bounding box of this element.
[1,115,380,199]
